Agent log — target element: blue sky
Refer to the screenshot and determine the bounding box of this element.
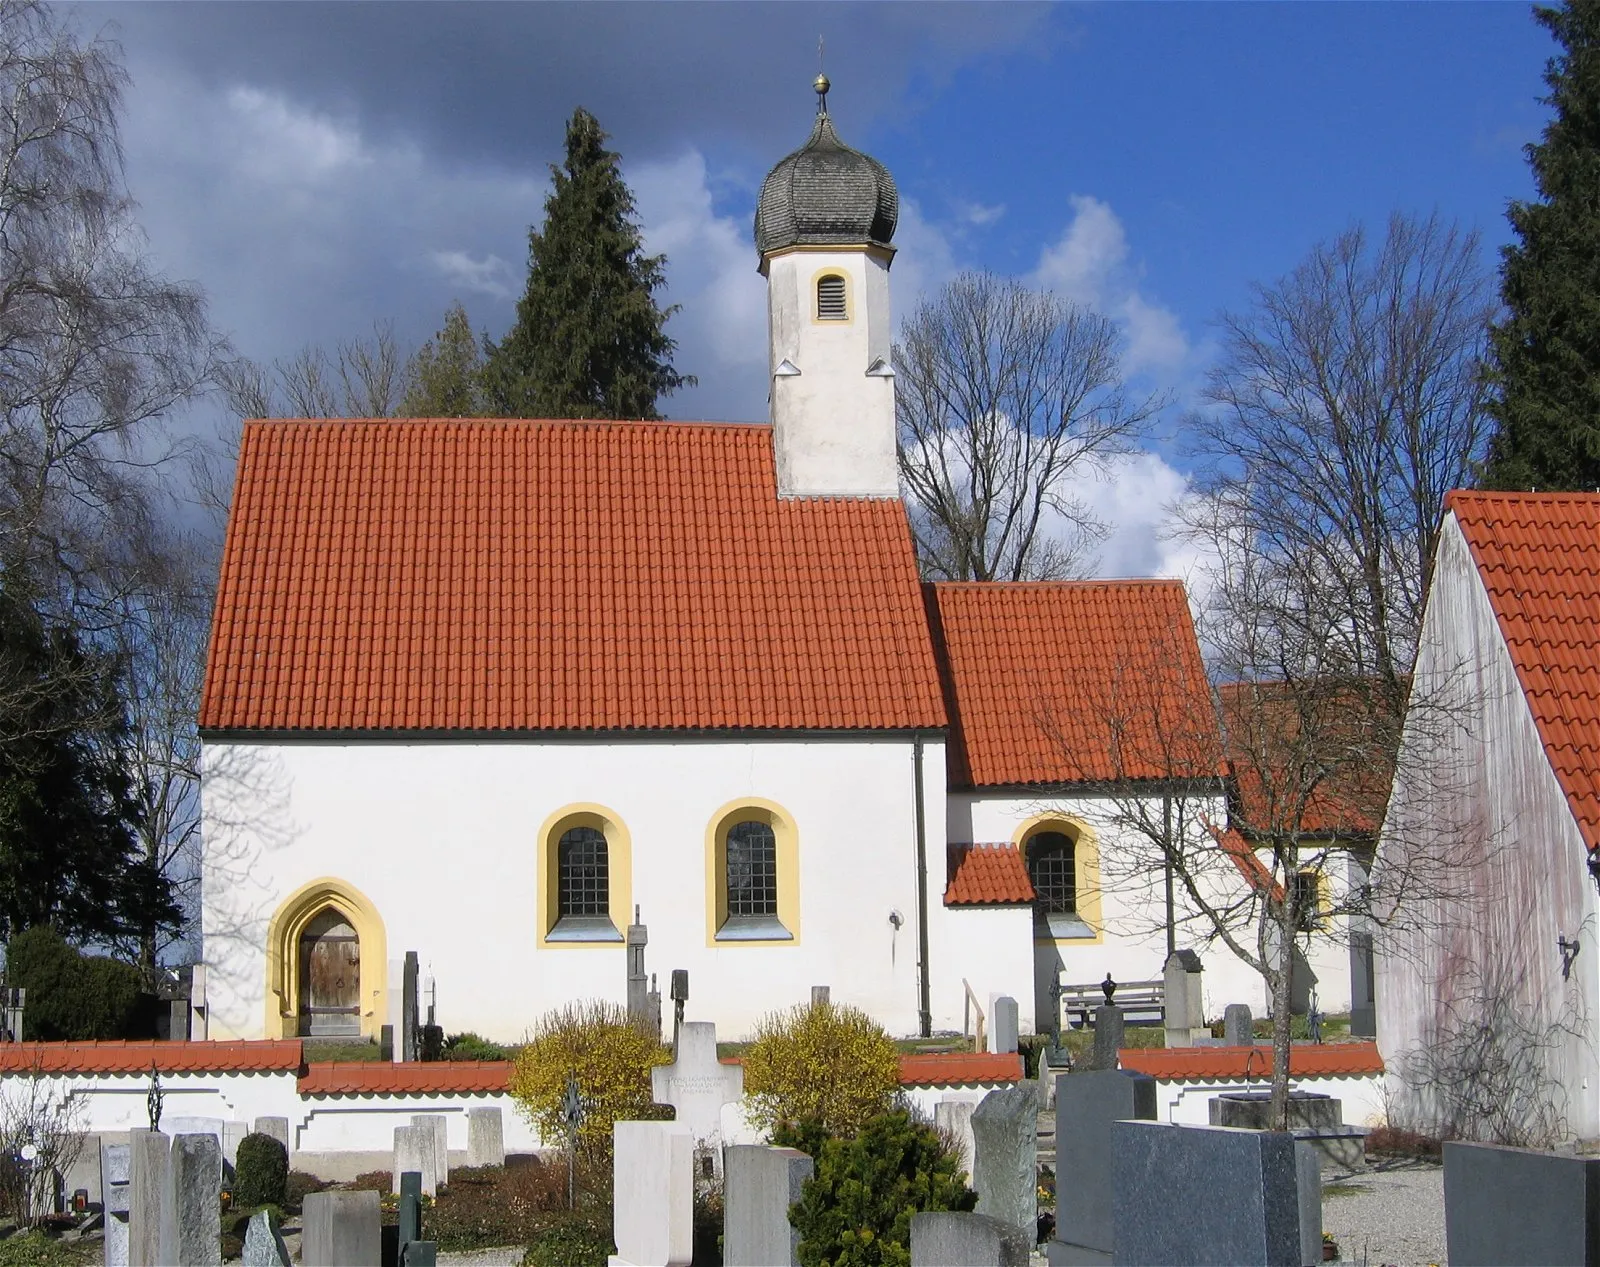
[90,2,1553,576]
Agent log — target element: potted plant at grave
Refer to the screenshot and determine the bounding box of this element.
[1322,1230,1339,1261]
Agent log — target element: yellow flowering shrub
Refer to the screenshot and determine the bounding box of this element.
[508,1001,671,1164]
[743,1000,901,1138]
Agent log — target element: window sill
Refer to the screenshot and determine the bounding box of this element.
[1036,914,1096,940]
[715,916,794,942]
[547,917,622,943]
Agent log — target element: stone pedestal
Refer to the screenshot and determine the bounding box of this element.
[1090,1004,1124,1071]
[1210,1091,1365,1172]
[302,1190,381,1267]
[102,1142,130,1267]
[911,1212,1032,1266]
[467,1107,504,1168]
[724,1144,813,1267]
[971,1083,1039,1235]
[988,996,1019,1055]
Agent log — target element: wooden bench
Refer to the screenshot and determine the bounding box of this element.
[1058,977,1165,1029]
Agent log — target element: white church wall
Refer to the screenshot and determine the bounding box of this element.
[925,904,1035,1038]
[202,735,931,1044]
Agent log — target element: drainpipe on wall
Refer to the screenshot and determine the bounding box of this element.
[914,733,932,1038]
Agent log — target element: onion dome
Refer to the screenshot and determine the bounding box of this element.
[755,76,898,256]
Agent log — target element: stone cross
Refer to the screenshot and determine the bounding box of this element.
[651,1020,744,1159]
[627,907,650,1023]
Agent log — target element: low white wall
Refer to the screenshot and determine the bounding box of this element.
[58,1070,299,1134]
[295,1091,541,1154]
[1154,1072,1386,1129]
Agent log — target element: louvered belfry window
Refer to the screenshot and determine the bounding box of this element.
[727,820,779,918]
[816,274,848,321]
[557,826,609,918]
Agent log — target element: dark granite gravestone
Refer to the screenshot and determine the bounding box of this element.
[1090,1004,1124,1071]
[1109,1122,1313,1266]
[401,953,419,1063]
[1444,1140,1600,1266]
[1047,1069,1157,1266]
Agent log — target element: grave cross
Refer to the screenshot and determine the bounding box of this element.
[146,1064,163,1131]
[559,1073,587,1210]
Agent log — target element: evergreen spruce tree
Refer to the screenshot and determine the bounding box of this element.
[485,108,693,419]
[1485,0,1600,489]
[401,301,485,417]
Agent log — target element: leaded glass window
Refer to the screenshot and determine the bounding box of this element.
[727,820,778,918]
[557,826,609,918]
[1027,830,1077,915]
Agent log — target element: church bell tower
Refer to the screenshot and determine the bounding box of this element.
[755,76,898,498]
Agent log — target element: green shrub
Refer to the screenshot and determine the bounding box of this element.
[233,1132,288,1209]
[788,1109,975,1267]
[743,1001,901,1139]
[5,926,146,1040]
[521,1211,614,1267]
[508,1001,670,1166]
[425,1161,566,1251]
[283,1169,328,1214]
[445,1031,510,1061]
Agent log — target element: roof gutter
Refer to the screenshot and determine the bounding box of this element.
[914,732,932,1038]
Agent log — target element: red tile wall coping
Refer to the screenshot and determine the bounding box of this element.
[0,1040,304,1075]
[1117,1041,1383,1081]
[299,1061,513,1096]
[897,1052,1023,1086]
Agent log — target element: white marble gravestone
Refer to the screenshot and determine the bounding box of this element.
[612,1120,694,1267]
[651,1021,744,1151]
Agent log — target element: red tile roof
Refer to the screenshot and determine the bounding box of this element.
[1214,825,1286,902]
[898,1051,1023,1086]
[299,1060,513,1096]
[1118,1041,1383,1081]
[1447,491,1600,850]
[0,1041,303,1075]
[202,420,946,734]
[927,581,1221,788]
[945,843,1035,906]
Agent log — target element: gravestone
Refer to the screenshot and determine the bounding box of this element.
[127,1129,169,1267]
[162,1117,223,1150]
[402,1244,438,1266]
[379,1023,395,1062]
[1224,1003,1255,1046]
[724,1144,813,1267]
[651,1020,744,1155]
[1110,1121,1313,1266]
[252,1117,290,1155]
[1162,949,1205,1048]
[222,1121,247,1169]
[1048,1069,1157,1265]
[467,1107,504,1168]
[613,1120,694,1267]
[1089,1003,1124,1071]
[935,1097,979,1178]
[392,1125,436,1196]
[402,951,419,1063]
[411,1114,449,1188]
[1210,1091,1365,1172]
[1444,1140,1600,1266]
[159,1132,222,1266]
[399,1171,422,1246]
[64,1134,101,1210]
[811,985,830,1007]
[241,1209,292,1267]
[971,1083,1040,1234]
[1348,931,1376,1038]
[627,910,650,1023]
[302,1190,381,1267]
[911,1212,1032,1267]
[102,1142,130,1267]
[988,996,1020,1055]
[1296,1140,1322,1267]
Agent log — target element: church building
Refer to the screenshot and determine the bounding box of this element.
[198,83,1330,1044]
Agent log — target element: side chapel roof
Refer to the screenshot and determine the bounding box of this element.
[926,580,1222,789]
[200,419,947,735]
[1446,489,1600,850]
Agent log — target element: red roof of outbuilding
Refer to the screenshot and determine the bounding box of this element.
[0,1041,303,1075]
[927,581,1221,788]
[1447,491,1600,850]
[1118,1041,1383,1081]
[202,419,946,735]
[944,843,1035,906]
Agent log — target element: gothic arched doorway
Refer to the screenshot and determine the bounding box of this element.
[298,907,361,1036]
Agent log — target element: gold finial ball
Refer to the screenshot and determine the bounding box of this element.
[814,73,830,97]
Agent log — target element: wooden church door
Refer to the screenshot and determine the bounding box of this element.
[298,907,360,1036]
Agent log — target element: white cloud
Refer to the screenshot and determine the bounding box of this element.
[428,250,518,301]
[955,199,1006,227]
[887,197,962,321]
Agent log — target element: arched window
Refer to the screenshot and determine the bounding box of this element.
[708,800,797,943]
[540,807,629,944]
[727,820,778,919]
[558,825,609,919]
[1026,829,1077,915]
[816,273,848,321]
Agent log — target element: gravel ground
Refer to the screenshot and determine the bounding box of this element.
[1321,1160,1446,1266]
[438,1251,525,1266]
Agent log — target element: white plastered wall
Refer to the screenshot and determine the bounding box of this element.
[202,736,932,1044]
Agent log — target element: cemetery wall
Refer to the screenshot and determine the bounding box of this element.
[1154,1070,1385,1128]
[50,1070,299,1134]
[1377,517,1600,1141]
[203,735,934,1042]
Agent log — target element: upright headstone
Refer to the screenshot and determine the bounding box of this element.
[188,964,209,1042]
[935,1098,978,1179]
[1090,1003,1124,1071]
[1050,1068,1158,1265]
[159,1133,222,1266]
[302,1190,381,1267]
[392,1125,436,1197]
[1296,1140,1322,1267]
[102,1142,131,1267]
[127,1129,169,1267]
[811,986,830,1007]
[162,1117,224,1150]
[1162,949,1205,1048]
[411,1114,449,1188]
[398,1171,422,1246]
[1348,931,1377,1037]
[971,1083,1040,1234]
[402,951,419,1063]
[1110,1121,1310,1266]
[64,1134,101,1210]
[241,1210,292,1267]
[379,1024,394,1062]
[724,1144,813,1267]
[651,1020,745,1154]
[467,1107,505,1168]
[613,1120,694,1267]
[988,996,1020,1055]
[252,1117,290,1155]
[627,910,650,1023]
[222,1121,247,1169]
[1224,1003,1255,1047]
[1444,1140,1600,1267]
[911,1212,1032,1267]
